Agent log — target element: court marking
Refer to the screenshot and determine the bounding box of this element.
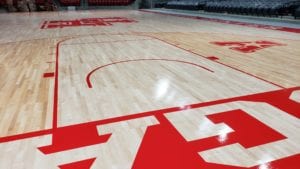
[0,85,299,168]
[43,72,55,78]
[211,40,286,53]
[86,58,214,88]
[0,87,297,144]
[0,12,299,168]
[61,38,152,46]
[41,21,47,29]
[53,37,75,130]
[1,29,300,46]
[41,17,137,29]
[0,32,287,142]
[145,34,286,89]
[140,10,300,34]
[37,86,300,153]
[57,33,284,127]
[0,129,52,143]
[30,87,300,169]
[207,56,219,60]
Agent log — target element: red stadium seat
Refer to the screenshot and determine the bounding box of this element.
[35,0,45,5]
[0,0,7,6]
[60,0,80,6]
[88,0,135,6]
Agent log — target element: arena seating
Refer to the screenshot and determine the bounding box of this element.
[0,0,6,6]
[88,0,134,6]
[35,0,45,5]
[166,0,207,10]
[295,6,300,18]
[155,2,167,8]
[163,0,300,18]
[204,0,300,17]
[0,0,18,11]
[36,0,57,11]
[59,0,80,6]
[1,0,135,10]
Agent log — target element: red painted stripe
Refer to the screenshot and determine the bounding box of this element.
[53,41,60,130]
[43,72,55,78]
[39,125,111,154]
[53,38,75,131]
[207,56,219,60]
[0,129,52,143]
[40,21,48,29]
[139,10,300,34]
[86,58,214,88]
[61,38,152,46]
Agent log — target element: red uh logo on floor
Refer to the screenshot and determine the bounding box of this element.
[34,87,300,169]
[211,40,285,53]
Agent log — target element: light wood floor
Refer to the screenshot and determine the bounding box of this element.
[0,10,299,169]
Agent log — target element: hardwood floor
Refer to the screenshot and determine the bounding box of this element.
[0,10,299,169]
[144,32,300,88]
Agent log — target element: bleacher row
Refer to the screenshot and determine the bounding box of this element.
[161,0,206,10]
[88,0,134,6]
[59,0,134,6]
[156,0,300,18]
[0,0,134,7]
[0,0,60,7]
[0,0,7,6]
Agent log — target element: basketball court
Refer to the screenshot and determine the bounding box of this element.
[0,9,299,169]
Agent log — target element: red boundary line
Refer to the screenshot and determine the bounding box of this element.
[0,129,52,143]
[86,58,214,88]
[52,38,75,130]
[0,33,287,143]
[61,38,152,46]
[43,72,55,78]
[139,9,300,34]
